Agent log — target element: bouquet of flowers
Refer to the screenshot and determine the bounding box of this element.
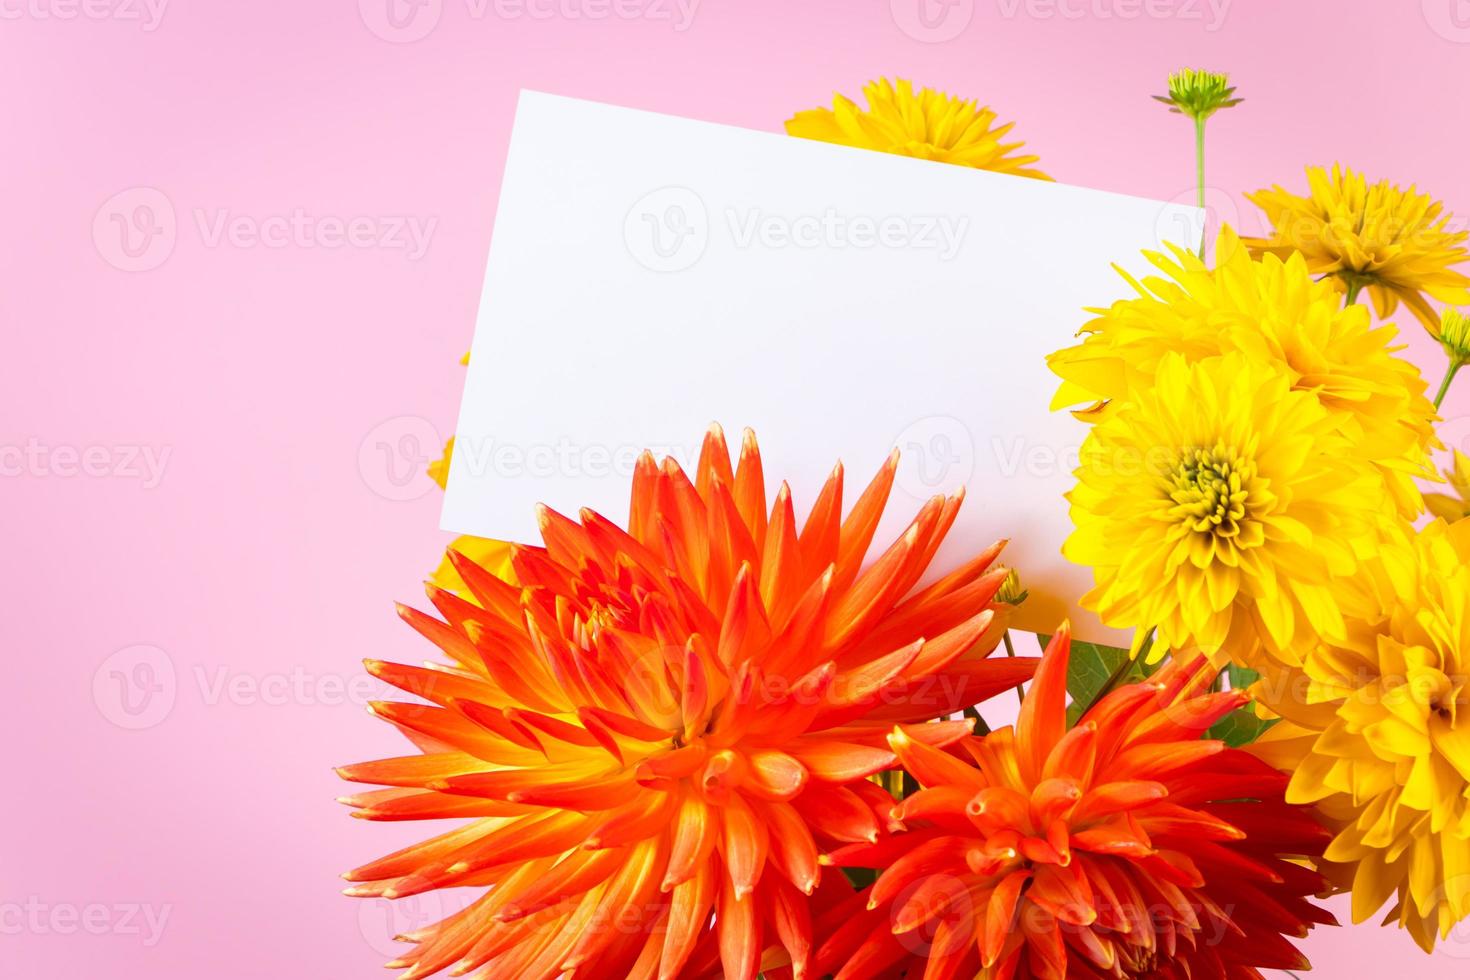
[338,72,1470,978]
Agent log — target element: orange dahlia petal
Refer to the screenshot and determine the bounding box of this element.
[340,430,1034,977]
[828,628,1336,979]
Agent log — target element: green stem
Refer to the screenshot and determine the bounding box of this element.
[1090,629,1156,710]
[1434,358,1464,410]
[1095,651,1137,704]
[1002,631,1025,708]
[1194,116,1207,258]
[1194,117,1206,211]
[1343,281,1363,306]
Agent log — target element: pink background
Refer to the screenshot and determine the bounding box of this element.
[6,0,1470,975]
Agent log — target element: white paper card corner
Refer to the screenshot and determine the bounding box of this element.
[442,89,1202,644]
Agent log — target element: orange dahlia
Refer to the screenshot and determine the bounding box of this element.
[815,628,1337,980]
[338,425,1037,979]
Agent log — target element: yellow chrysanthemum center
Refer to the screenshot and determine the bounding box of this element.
[1065,350,1387,669]
[1167,444,1257,540]
[1048,227,1439,521]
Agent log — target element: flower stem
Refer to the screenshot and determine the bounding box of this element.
[1194,116,1207,258]
[1091,629,1156,709]
[1343,281,1362,306]
[1002,631,1025,707]
[1435,358,1464,410]
[1096,651,1137,702]
[1194,117,1206,211]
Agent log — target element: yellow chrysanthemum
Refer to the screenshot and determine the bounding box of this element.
[1064,351,1391,671]
[1261,519,1470,951]
[427,435,515,589]
[1425,449,1470,523]
[1049,227,1438,518]
[1242,165,1470,333]
[785,78,1050,179]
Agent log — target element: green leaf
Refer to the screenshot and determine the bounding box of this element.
[1207,707,1278,747]
[1036,633,1150,725]
[1226,664,1260,690]
[1201,664,1276,747]
[841,867,877,891]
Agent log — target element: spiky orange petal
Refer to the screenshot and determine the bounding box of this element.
[339,428,1032,977]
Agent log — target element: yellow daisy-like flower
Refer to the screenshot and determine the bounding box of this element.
[785,78,1050,179]
[1049,227,1438,518]
[1064,350,1390,671]
[1242,165,1470,333]
[1425,450,1470,523]
[1263,519,1470,952]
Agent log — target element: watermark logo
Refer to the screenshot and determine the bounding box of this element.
[359,0,444,42]
[1424,0,1470,43]
[94,187,176,272]
[0,0,169,30]
[625,187,709,272]
[1154,185,1242,253]
[94,649,408,729]
[894,416,975,499]
[625,188,971,272]
[359,415,443,502]
[891,0,975,42]
[360,0,700,41]
[0,439,172,488]
[94,188,437,271]
[93,645,177,730]
[727,208,969,260]
[0,899,172,947]
[995,0,1231,30]
[357,892,456,957]
[193,208,436,259]
[447,435,700,480]
[195,665,395,708]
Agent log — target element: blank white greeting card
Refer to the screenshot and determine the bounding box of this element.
[442,90,1201,643]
